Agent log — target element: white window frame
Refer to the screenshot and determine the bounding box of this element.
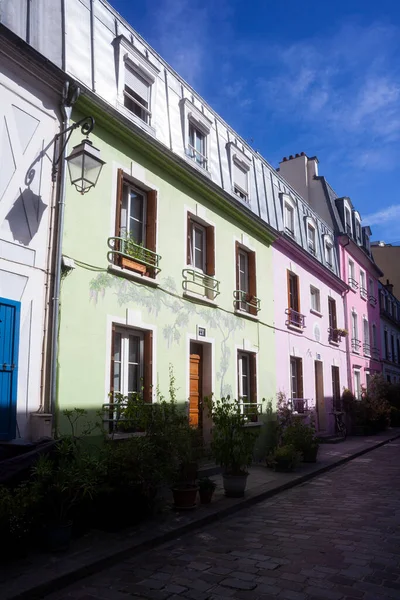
[226,143,252,203]
[284,203,295,235]
[324,237,334,268]
[113,327,144,397]
[351,310,359,353]
[353,368,362,400]
[363,317,370,356]
[180,98,212,172]
[232,158,250,202]
[348,259,357,288]
[354,212,362,244]
[360,270,367,299]
[123,63,152,124]
[190,221,207,272]
[344,204,352,236]
[307,223,316,255]
[188,122,207,169]
[238,351,250,402]
[310,285,321,314]
[115,36,159,134]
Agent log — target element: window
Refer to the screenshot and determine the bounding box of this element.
[113,170,158,278]
[372,323,377,352]
[290,357,303,399]
[233,159,249,202]
[287,271,304,327]
[397,339,400,364]
[332,366,341,411]
[384,329,389,359]
[391,334,396,362]
[235,243,257,315]
[348,260,357,288]
[360,270,367,299]
[188,123,207,169]
[345,207,352,235]
[351,311,359,352]
[328,297,338,342]
[238,351,257,421]
[284,203,294,236]
[354,369,361,400]
[310,286,321,313]
[307,223,316,255]
[325,241,333,267]
[363,318,370,356]
[187,214,215,275]
[111,326,153,403]
[124,64,151,124]
[355,219,362,243]
[369,278,375,304]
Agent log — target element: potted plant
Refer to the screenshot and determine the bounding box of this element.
[171,425,201,510]
[271,444,300,472]
[32,438,101,551]
[198,477,216,504]
[206,396,259,498]
[121,232,148,275]
[0,482,38,561]
[336,328,348,337]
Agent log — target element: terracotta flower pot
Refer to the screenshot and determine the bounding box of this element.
[172,485,198,510]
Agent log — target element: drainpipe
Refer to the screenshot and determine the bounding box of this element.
[48,83,80,429]
[341,237,351,390]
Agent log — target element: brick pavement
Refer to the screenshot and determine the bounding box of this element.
[44,441,400,600]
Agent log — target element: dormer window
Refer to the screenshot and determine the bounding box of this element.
[323,235,334,268]
[124,64,152,124]
[233,159,249,202]
[355,218,362,244]
[284,203,294,236]
[307,223,316,255]
[188,123,207,169]
[345,207,352,236]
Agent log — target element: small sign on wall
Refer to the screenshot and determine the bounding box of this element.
[197,326,206,338]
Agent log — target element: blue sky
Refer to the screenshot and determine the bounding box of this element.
[112,0,400,243]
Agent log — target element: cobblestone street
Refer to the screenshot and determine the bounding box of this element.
[48,442,400,600]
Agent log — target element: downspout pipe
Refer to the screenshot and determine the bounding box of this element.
[341,236,352,390]
[49,83,80,429]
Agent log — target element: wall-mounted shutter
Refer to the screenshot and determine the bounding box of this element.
[187,214,192,265]
[108,324,116,433]
[114,169,124,262]
[248,251,257,315]
[249,353,257,404]
[143,330,153,403]
[125,64,150,104]
[205,225,215,276]
[235,242,240,291]
[146,190,157,252]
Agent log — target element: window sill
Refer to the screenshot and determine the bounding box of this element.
[182,154,212,178]
[310,309,322,317]
[350,285,358,292]
[329,340,340,347]
[108,264,159,287]
[287,323,305,333]
[116,101,156,137]
[360,294,367,301]
[183,290,217,307]
[234,309,259,322]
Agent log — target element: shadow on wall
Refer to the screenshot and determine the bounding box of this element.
[5,188,47,245]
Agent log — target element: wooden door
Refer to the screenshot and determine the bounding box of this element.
[189,344,203,429]
[315,360,326,431]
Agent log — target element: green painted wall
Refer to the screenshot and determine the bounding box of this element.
[57,111,277,435]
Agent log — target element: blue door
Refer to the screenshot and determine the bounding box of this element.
[0,298,20,441]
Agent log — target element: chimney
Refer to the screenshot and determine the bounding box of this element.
[385,279,394,294]
[278,152,310,203]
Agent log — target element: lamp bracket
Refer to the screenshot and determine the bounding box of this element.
[52,116,95,181]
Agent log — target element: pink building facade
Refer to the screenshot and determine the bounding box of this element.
[273,238,348,435]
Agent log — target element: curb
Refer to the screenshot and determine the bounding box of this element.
[8,432,400,600]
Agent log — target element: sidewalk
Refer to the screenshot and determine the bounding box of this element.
[2,428,400,600]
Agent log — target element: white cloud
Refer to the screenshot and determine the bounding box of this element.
[364,204,400,226]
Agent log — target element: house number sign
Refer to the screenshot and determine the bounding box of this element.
[198,327,206,337]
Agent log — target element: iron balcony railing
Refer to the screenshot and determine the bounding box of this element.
[351,338,361,352]
[182,269,220,300]
[240,402,263,423]
[348,277,359,289]
[291,398,309,414]
[360,286,368,299]
[107,237,162,274]
[233,290,261,314]
[372,347,380,360]
[285,308,306,329]
[187,145,208,169]
[369,294,377,306]
[363,343,371,357]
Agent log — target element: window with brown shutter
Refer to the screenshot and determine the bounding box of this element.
[287,271,300,312]
[187,212,215,275]
[112,171,158,278]
[238,351,258,422]
[290,356,303,400]
[235,243,257,315]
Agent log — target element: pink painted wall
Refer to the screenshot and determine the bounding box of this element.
[340,243,382,394]
[273,243,348,435]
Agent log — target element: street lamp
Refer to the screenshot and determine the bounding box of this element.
[52,116,105,194]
